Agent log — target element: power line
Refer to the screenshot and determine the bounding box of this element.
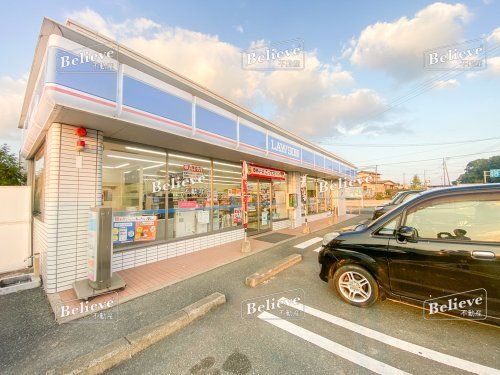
[330,136,500,148]
[359,148,500,168]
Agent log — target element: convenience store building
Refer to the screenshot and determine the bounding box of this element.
[19,18,358,293]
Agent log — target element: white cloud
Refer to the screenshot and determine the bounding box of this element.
[0,75,26,148]
[65,9,393,138]
[487,27,500,44]
[349,2,471,81]
[434,78,460,89]
[236,25,244,33]
[66,8,161,39]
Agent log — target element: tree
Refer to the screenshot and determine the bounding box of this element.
[455,156,500,184]
[410,174,422,189]
[0,144,27,186]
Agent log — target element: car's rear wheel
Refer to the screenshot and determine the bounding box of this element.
[332,264,379,307]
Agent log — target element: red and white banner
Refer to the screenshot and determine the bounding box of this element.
[242,161,248,229]
[247,164,286,180]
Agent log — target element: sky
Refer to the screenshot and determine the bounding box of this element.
[0,0,499,184]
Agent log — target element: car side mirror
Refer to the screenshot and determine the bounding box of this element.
[397,226,416,242]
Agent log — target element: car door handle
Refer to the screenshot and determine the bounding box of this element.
[471,250,496,260]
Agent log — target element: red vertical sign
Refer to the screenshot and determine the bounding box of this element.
[242,161,248,229]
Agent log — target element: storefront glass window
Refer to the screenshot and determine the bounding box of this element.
[272,179,288,220]
[306,177,318,214]
[33,144,45,220]
[212,160,242,230]
[103,141,167,247]
[167,152,212,239]
[325,179,333,212]
[317,178,327,213]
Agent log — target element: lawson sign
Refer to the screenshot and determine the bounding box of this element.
[268,136,301,161]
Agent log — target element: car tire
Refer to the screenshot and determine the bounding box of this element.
[332,264,379,307]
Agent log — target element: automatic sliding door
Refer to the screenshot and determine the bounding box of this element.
[259,181,272,232]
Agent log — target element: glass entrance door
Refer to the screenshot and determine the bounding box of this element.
[247,179,272,235]
[259,180,271,232]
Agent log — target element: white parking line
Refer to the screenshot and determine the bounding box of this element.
[313,247,322,252]
[258,311,410,375]
[294,237,323,249]
[282,299,500,375]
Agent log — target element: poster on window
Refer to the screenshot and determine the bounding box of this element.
[134,216,157,242]
[196,210,210,224]
[182,164,204,180]
[112,216,136,244]
[233,208,242,224]
[261,211,269,226]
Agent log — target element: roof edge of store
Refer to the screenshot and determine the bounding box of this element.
[18,17,356,169]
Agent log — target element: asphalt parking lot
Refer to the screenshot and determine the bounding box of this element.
[104,215,500,375]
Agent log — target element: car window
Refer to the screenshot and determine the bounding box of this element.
[375,215,400,236]
[389,192,403,204]
[400,192,419,203]
[404,193,500,242]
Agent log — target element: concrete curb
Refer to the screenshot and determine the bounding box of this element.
[47,292,226,375]
[245,254,302,287]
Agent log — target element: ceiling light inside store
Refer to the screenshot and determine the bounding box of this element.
[125,146,166,155]
[213,168,241,174]
[108,154,163,163]
[142,163,166,170]
[213,161,241,168]
[102,163,130,169]
[168,153,210,163]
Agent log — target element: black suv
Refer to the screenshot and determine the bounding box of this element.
[372,190,422,220]
[319,184,500,323]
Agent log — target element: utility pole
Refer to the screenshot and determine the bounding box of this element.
[483,170,489,184]
[423,170,426,189]
[403,173,406,189]
[442,158,446,186]
[443,158,451,186]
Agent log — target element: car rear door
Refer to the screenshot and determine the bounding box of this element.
[387,191,500,319]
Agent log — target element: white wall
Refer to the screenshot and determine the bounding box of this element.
[41,123,103,293]
[0,186,31,274]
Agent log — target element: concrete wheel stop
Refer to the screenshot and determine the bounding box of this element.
[47,292,226,375]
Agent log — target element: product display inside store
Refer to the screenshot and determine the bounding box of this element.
[102,141,243,248]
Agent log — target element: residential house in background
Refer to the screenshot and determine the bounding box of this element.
[357,170,401,198]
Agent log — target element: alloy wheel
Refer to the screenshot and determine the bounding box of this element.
[337,271,372,303]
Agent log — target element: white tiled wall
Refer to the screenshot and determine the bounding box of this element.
[40,123,102,293]
[33,218,47,286]
[112,229,244,272]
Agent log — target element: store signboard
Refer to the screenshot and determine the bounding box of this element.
[247,164,286,180]
[490,169,500,178]
[268,136,301,161]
